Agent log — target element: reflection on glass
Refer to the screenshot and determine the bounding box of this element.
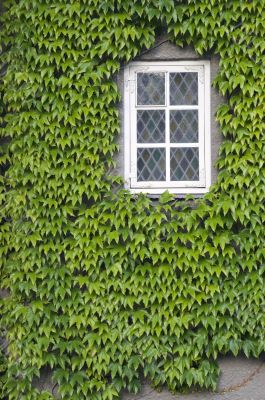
[170,110,198,143]
[137,110,165,143]
[170,148,199,181]
[170,72,198,105]
[137,73,165,105]
[137,148,166,181]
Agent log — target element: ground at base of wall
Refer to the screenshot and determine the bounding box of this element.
[121,356,265,400]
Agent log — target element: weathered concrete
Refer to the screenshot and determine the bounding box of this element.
[115,36,224,190]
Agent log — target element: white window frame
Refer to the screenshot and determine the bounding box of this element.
[124,61,211,195]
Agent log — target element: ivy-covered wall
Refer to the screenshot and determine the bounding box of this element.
[0,1,264,399]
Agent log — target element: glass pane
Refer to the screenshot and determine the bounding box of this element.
[170,110,198,143]
[137,110,165,143]
[137,73,165,105]
[170,148,199,181]
[170,72,198,105]
[137,148,166,181]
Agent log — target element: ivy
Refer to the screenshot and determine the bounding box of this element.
[0,0,265,399]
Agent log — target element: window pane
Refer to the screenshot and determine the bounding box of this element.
[170,72,198,105]
[137,148,166,181]
[137,110,165,143]
[137,73,165,105]
[170,110,198,143]
[170,148,199,181]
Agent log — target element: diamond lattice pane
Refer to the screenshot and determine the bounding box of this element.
[170,110,198,143]
[137,73,165,105]
[170,72,198,105]
[137,148,166,181]
[170,148,199,181]
[137,110,165,143]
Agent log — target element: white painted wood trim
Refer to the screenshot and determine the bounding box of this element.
[204,61,211,191]
[124,61,211,195]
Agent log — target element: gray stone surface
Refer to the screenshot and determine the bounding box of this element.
[114,36,224,192]
[32,367,57,396]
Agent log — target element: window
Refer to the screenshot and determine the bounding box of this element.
[124,61,211,194]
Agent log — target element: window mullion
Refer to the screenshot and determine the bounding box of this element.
[165,71,170,183]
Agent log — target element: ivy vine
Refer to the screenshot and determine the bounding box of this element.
[0,0,265,399]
